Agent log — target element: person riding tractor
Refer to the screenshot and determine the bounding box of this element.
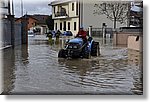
[75,27,87,44]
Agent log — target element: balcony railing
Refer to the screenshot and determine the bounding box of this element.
[55,11,68,17]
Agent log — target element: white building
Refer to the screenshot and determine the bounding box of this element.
[0,0,9,18]
[50,0,128,36]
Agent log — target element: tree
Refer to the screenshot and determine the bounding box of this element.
[45,15,54,30]
[93,1,129,29]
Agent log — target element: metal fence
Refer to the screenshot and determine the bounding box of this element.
[1,19,22,47]
[88,28,113,38]
[116,27,143,33]
[1,20,11,46]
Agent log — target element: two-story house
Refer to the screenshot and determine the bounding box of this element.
[50,0,128,36]
[50,0,80,35]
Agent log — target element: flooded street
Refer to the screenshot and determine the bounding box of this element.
[2,35,143,95]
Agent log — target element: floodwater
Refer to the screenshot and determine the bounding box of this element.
[2,35,143,95]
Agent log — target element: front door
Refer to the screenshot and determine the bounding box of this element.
[63,21,66,31]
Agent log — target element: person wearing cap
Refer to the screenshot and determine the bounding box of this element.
[76,27,87,43]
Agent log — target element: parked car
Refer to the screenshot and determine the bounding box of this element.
[62,31,73,36]
[28,30,35,37]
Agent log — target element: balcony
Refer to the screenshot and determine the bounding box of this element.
[55,12,68,17]
[54,7,68,19]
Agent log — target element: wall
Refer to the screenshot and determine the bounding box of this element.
[16,18,37,30]
[1,19,22,47]
[54,17,79,36]
[82,0,128,30]
[128,35,142,51]
[27,18,37,30]
[113,32,142,46]
[2,20,11,46]
[127,35,143,66]
[69,2,78,17]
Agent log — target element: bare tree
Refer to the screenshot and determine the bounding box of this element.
[93,1,129,29]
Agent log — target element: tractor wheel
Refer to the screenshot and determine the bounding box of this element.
[58,49,66,58]
[91,42,100,56]
[84,52,91,59]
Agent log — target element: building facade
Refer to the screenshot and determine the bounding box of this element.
[50,0,128,36]
[15,15,38,30]
[50,0,79,35]
[130,1,143,27]
[15,15,49,34]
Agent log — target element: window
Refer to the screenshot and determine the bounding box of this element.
[60,22,62,30]
[54,7,55,13]
[72,3,74,11]
[68,22,70,30]
[74,22,76,31]
[55,23,57,30]
[76,2,78,15]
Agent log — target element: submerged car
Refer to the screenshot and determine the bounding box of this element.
[46,30,62,38]
[58,37,100,59]
[62,31,73,36]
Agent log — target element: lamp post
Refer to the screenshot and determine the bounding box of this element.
[102,23,107,45]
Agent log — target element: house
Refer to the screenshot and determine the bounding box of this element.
[30,15,49,34]
[50,0,80,35]
[15,15,38,30]
[0,0,9,18]
[130,1,143,27]
[15,14,49,34]
[49,0,128,36]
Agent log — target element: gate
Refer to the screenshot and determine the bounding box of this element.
[89,28,113,38]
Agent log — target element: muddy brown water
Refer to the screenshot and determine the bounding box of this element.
[2,35,143,95]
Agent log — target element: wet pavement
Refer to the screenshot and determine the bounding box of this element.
[2,35,143,95]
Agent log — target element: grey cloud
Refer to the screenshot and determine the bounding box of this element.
[14,0,53,17]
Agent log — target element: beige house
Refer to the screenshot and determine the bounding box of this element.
[50,0,79,35]
[50,0,128,36]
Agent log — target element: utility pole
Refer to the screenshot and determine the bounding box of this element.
[12,0,14,15]
[21,0,28,45]
[7,0,15,47]
[8,0,11,15]
[21,0,23,16]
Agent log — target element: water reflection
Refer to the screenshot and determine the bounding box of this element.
[21,45,29,64]
[3,48,15,94]
[2,45,29,95]
[127,49,143,95]
[58,59,94,76]
[128,49,142,66]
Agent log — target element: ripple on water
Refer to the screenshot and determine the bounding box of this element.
[3,35,142,95]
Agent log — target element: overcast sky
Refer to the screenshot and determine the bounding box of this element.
[13,0,55,17]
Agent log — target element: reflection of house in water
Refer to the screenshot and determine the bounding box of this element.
[2,45,29,94]
[127,35,142,66]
